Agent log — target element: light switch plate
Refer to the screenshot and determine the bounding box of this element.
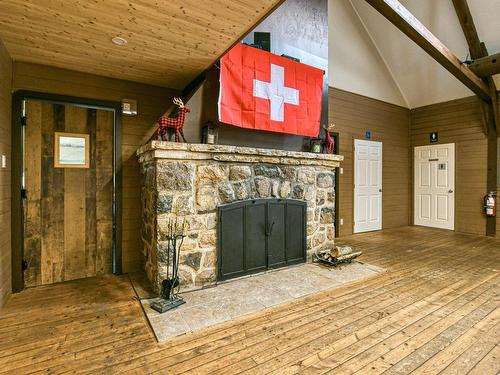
[340,167,343,174]
[340,218,344,225]
[1,155,6,169]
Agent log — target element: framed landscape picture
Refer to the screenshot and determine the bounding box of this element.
[54,132,90,168]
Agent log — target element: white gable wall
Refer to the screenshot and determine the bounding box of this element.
[329,0,500,108]
[328,0,407,107]
[350,0,473,108]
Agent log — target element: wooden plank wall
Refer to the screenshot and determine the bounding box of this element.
[12,62,178,272]
[328,87,411,237]
[497,97,500,238]
[497,186,500,236]
[410,96,487,236]
[0,40,12,307]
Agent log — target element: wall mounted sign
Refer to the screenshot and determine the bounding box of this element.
[365,131,371,139]
[54,132,90,168]
[430,132,438,143]
[121,98,137,116]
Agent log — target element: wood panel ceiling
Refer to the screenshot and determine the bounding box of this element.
[0,0,283,89]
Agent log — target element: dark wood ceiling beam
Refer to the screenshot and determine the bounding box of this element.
[477,48,500,136]
[451,0,483,58]
[451,0,499,135]
[364,0,490,101]
[485,76,500,134]
[468,52,500,78]
[452,0,497,236]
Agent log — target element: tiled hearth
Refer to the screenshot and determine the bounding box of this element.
[141,261,383,342]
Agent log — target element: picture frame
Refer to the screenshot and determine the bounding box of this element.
[54,132,90,168]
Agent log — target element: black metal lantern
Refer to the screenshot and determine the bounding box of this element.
[309,138,323,153]
[202,121,219,144]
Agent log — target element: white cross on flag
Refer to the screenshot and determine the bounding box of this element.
[218,43,324,136]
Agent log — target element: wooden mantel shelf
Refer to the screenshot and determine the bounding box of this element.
[137,141,344,169]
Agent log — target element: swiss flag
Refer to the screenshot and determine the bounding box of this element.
[218,43,324,137]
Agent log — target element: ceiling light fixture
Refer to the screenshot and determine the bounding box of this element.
[111,36,128,46]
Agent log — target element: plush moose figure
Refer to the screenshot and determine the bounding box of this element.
[157,97,190,143]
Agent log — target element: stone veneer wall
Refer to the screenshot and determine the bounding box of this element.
[138,142,343,293]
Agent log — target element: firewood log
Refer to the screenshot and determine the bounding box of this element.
[335,251,362,263]
[331,246,353,257]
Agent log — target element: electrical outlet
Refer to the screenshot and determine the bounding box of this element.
[1,155,6,169]
[340,218,344,225]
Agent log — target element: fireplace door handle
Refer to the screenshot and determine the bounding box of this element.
[266,221,275,237]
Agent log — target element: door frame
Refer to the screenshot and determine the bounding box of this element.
[11,91,123,292]
[353,139,383,233]
[330,131,340,238]
[413,143,456,230]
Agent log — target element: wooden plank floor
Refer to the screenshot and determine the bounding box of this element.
[0,226,499,374]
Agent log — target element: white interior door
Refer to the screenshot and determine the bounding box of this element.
[354,140,382,233]
[414,143,455,230]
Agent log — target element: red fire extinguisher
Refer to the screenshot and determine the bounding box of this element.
[484,192,496,217]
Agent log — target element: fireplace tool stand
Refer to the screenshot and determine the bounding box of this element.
[151,218,187,313]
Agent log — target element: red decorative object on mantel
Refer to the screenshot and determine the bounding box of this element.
[323,124,335,154]
[156,97,190,143]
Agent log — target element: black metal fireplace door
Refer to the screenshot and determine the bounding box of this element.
[217,199,307,281]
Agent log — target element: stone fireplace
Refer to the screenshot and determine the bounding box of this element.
[138,141,343,293]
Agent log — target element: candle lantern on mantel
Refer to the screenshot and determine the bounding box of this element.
[309,138,323,153]
[202,121,219,145]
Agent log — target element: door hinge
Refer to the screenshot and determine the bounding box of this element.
[21,189,27,199]
[21,116,27,126]
[21,260,28,271]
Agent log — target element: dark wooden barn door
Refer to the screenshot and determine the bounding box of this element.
[23,101,114,287]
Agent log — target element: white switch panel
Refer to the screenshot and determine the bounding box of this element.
[340,167,343,175]
[340,218,344,225]
[1,155,6,169]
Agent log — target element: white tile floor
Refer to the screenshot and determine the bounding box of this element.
[141,261,384,342]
